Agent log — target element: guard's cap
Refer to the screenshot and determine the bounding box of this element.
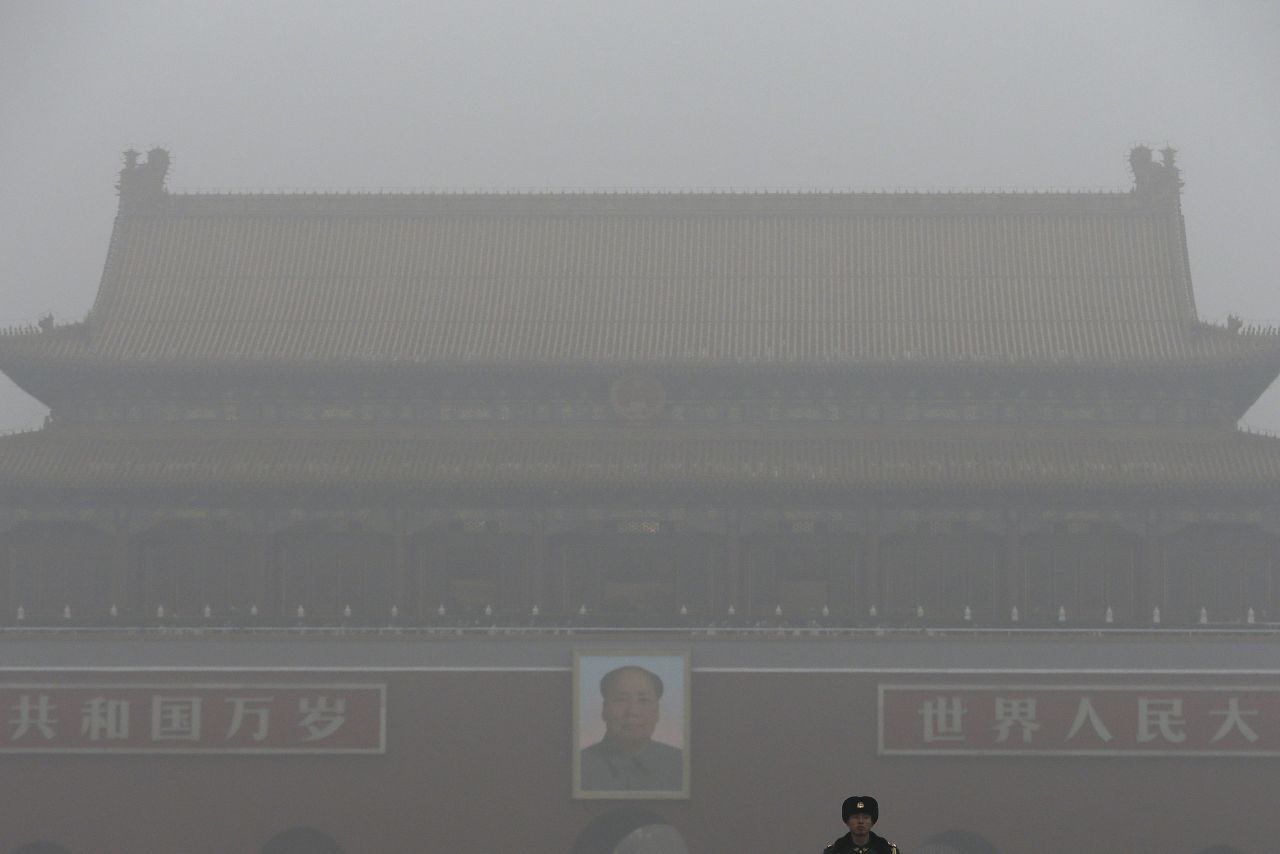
[842,795,879,824]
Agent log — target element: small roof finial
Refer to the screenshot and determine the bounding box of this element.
[1130,143,1182,201]
[117,146,171,210]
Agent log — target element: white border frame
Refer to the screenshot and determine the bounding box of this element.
[572,649,691,799]
[879,683,1280,757]
[0,682,386,754]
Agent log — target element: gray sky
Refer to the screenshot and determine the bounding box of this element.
[2,0,1278,431]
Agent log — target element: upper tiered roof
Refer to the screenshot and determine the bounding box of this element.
[2,148,1279,499]
[2,147,1277,383]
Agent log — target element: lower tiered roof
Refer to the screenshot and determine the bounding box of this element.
[2,422,1279,498]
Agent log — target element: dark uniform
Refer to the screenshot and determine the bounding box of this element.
[825,829,900,854]
[826,794,900,854]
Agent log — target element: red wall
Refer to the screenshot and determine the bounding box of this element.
[1,669,1272,853]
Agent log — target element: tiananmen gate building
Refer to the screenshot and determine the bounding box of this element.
[0,147,1277,854]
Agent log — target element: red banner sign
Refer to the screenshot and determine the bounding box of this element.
[880,684,1280,756]
[0,683,385,753]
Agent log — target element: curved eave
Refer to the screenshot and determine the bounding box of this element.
[1189,329,1280,416]
[0,327,92,407]
[4,336,1280,376]
[5,323,1279,417]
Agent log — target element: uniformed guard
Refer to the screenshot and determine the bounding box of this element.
[824,795,899,854]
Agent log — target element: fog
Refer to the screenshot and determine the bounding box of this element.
[4,6,1278,851]
[7,8,1280,854]
[1,0,1278,431]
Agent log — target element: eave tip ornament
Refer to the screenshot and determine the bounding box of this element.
[1129,144,1182,199]
[117,146,171,210]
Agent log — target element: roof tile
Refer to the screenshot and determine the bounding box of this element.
[9,190,1275,368]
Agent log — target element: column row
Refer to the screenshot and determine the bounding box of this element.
[1,518,1276,626]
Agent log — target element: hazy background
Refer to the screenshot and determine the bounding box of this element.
[2,0,1277,432]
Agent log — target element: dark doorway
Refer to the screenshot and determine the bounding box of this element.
[571,807,689,854]
[918,829,1001,854]
[11,844,73,854]
[260,827,345,854]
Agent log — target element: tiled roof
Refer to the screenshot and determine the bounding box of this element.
[2,423,1279,494]
[4,188,1277,371]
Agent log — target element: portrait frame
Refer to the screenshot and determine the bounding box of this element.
[572,649,691,800]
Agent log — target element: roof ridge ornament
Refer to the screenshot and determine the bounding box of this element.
[117,147,171,211]
[1129,144,1182,202]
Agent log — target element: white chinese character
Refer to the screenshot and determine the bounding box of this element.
[1209,697,1259,744]
[992,697,1040,743]
[918,697,966,743]
[225,697,273,741]
[298,696,346,742]
[151,696,202,741]
[9,694,57,740]
[81,697,130,741]
[1065,697,1113,742]
[1137,698,1186,743]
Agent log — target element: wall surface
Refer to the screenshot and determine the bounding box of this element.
[1,632,1274,854]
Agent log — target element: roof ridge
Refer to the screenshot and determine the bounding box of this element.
[166,185,1135,198]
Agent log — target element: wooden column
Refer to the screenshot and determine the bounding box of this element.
[109,518,133,618]
[1271,535,1280,619]
[248,515,271,618]
[1,535,12,619]
[848,528,862,619]
[864,510,882,618]
[392,513,410,618]
[1139,515,1164,620]
[136,532,154,617]
[820,528,838,616]
[1002,511,1022,620]
[530,513,546,615]
[421,529,447,616]
[723,512,742,614]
